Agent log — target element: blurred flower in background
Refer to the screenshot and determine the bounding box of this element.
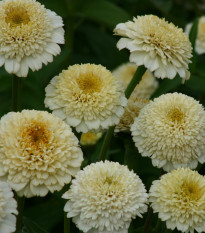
[45,64,127,133]
[80,131,102,146]
[186,16,205,55]
[0,110,83,197]
[0,181,17,233]
[0,0,64,77]
[131,93,205,171]
[63,161,148,233]
[149,168,205,233]
[114,15,192,81]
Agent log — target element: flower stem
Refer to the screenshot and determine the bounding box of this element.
[15,194,25,233]
[142,207,153,233]
[125,65,146,98]
[12,75,21,111]
[98,66,146,161]
[64,212,70,233]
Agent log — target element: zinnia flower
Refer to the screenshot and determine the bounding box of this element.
[149,168,205,233]
[0,0,64,77]
[186,16,205,54]
[63,161,148,233]
[115,96,149,132]
[0,110,83,198]
[80,131,102,146]
[114,15,192,80]
[112,62,158,99]
[45,64,127,133]
[131,93,205,172]
[0,181,17,233]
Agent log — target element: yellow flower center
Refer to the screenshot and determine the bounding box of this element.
[5,6,30,27]
[167,108,184,123]
[77,72,102,94]
[21,121,51,152]
[180,181,204,201]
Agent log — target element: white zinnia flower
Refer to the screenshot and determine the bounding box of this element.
[149,168,205,233]
[114,15,192,80]
[115,96,149,132]
[0,181,17,233]
[0,110,83,198]
[186,16,205,54]
[45,64,127,133]
[63,161,148,233]
[0,0,64,77]
[131,93,205,172]
[112,63,158,99]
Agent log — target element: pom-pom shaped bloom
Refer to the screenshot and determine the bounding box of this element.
[0,110,83,198]
[80,131,102,146]
[0,181,17,233]
[0,0,64,77]
[131,93,205,172]
[115,96,149,132]
[149,168,205,233]
[112,63,158,99]
[114,15,192,80]
[45,64,127,133]
[186,16,205,55]
[63,161,148,233]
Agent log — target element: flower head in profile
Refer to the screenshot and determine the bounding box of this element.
[0,110,83,198]
[80,131,102,146]
[0,0,64,77]
[114,15,192,80]
[149,168,205,233]
[186,16,205,55]
[0,181,17,233]
[115,96,149,132]
[131,93,205,171]
[45,64,127,133]
[63,161,148,233]
[112,63,158,99]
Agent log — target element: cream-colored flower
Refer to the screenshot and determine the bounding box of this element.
[45,64,127,133]
[115,95,149,132]
[0,0,64,77]
[80,131,102,146]
[186,16,205,54]
[63,161,148,233]
[149,168,205,233]
[0,181,17,233]
[112,63,158,99]
[131,93,205,172]
[114,15,192,80]
[0,110,83,198]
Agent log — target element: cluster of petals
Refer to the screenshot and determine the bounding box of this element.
[0,0,64,77]
[114,15,192,81]
[45,64,127,133]
[149,168,205,233]
[0,181,17,233]
[63,161,148,233]
[0,110,83,197]
[186,16,205,54]
[112,62,158,99]
[131,93,205,171]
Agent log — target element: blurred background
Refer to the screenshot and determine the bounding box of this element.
[0,0,204,232]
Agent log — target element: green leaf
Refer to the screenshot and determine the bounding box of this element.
[23,217,49,233]
[151,0,172,12]
[185,74,205,92]
[77,0,131,28]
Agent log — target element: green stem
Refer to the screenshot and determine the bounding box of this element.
[142,207,153,233]
[64,212,70,233]
[15,195,25,233]
[125,65,146,98]
[98,66,146,161]
[153,219,161,233]
[12,75,21,112]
